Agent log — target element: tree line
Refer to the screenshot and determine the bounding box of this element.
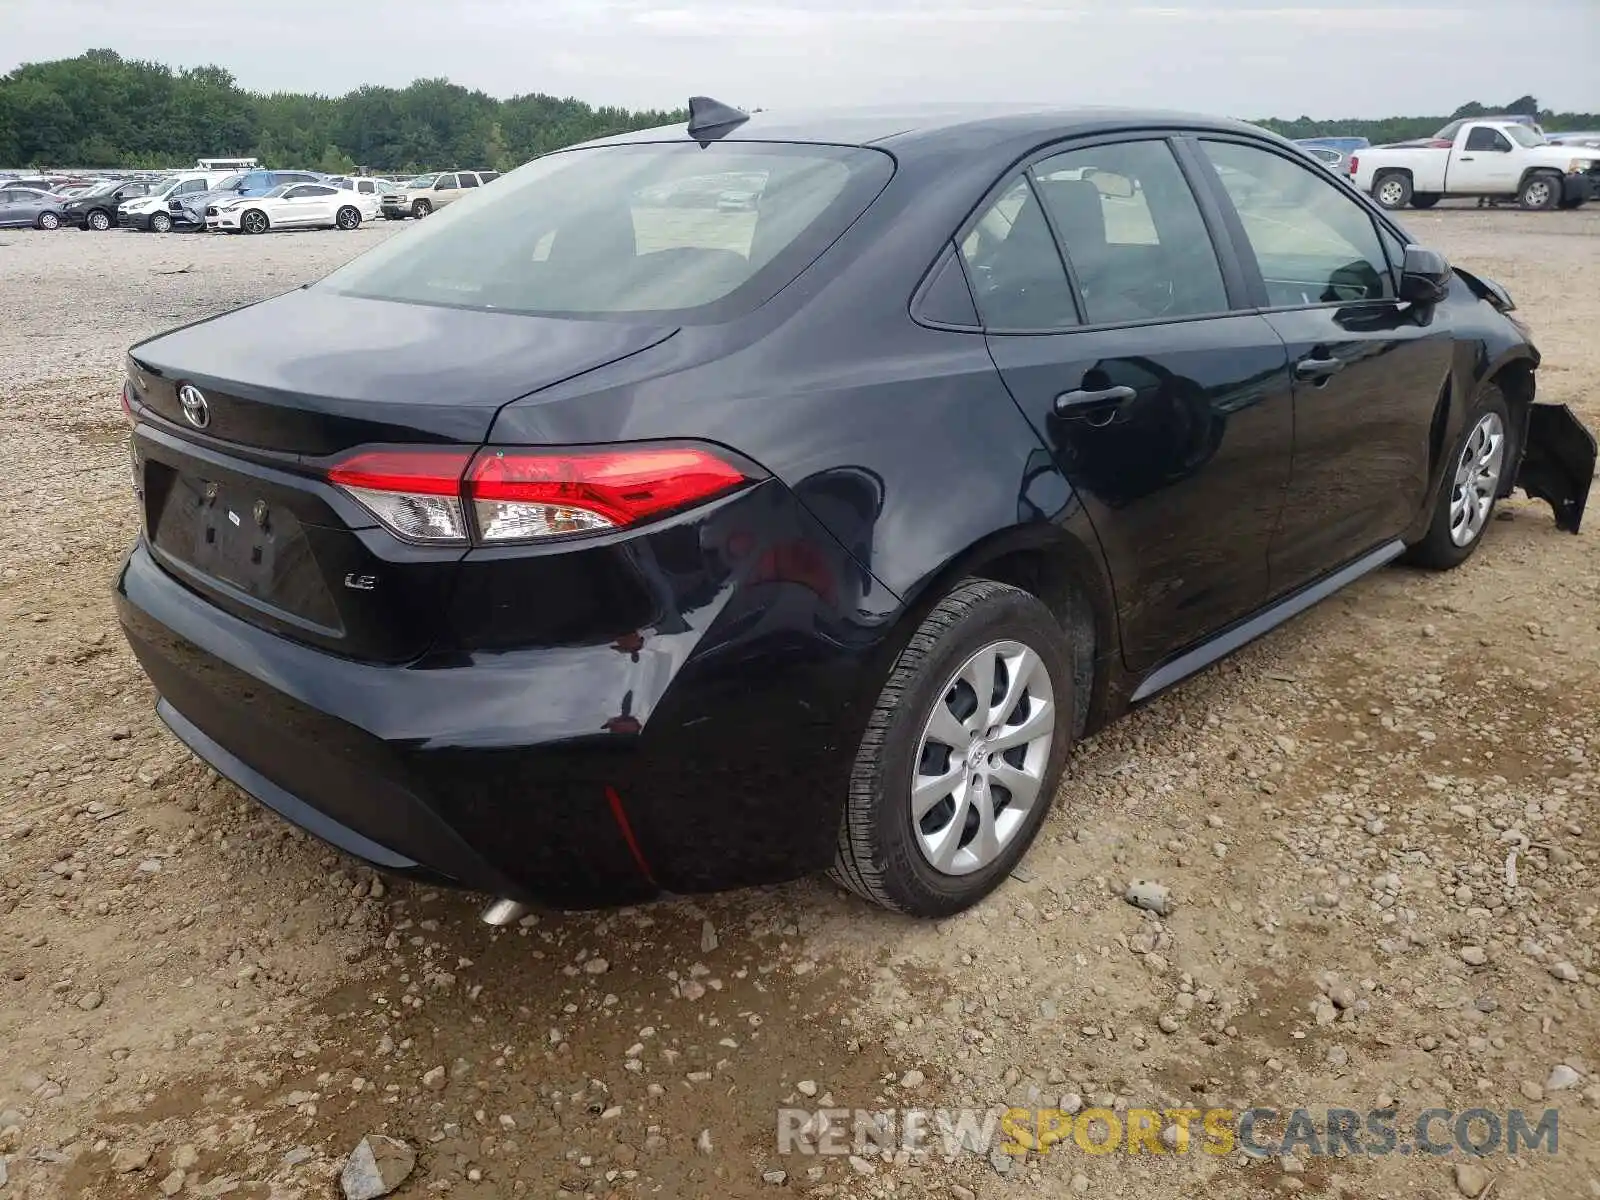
[2,52,1597,173]
[1256,95,1599,144]
[0,50,685,173]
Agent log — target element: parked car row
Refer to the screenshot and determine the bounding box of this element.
[1,165,502,235]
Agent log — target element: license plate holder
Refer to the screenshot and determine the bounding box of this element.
[155,475,303,600]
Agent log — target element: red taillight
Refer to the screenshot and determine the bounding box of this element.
[119,380,135,425]
[327,443,752,546]
[327,448,474,496]
[1348,155,1359,176]
[467,446,748,541]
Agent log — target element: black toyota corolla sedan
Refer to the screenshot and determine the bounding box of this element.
[115,100,1595,919]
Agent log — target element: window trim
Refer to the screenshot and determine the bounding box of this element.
[944,130,1256,337]
[1184,133,1404,315]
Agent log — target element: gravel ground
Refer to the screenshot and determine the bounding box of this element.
[0,209,1597,1200]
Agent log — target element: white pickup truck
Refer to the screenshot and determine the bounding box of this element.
[1349,120,1600,211]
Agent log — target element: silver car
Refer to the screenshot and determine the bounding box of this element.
[0,186,67,229]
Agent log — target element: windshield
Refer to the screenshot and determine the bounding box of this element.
[1505,125,1546,148]
[320,142,893,320]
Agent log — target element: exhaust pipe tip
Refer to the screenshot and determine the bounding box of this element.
[480,898,530,927]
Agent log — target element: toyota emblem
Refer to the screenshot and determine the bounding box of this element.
[178,384,210,429]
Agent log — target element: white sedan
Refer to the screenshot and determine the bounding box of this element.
[206,183,376,234]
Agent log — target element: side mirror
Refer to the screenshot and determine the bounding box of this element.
[1399,245,1452,305]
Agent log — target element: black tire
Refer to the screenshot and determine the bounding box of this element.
[1410,193,1441,210]
[1557,196,1585,211]
[86,209,112,231]
[1518,173,1562,211]
[36,211,61,230]
[149,211,173,233]
[1405,385,1513,570]
[1372,172,1412,210]
[240,209,269,235]
[335,205,361,230]
[383,212,404,221]
[829,579,1075,917]
[412,199,432,218]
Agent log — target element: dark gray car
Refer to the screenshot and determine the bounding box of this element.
[0,187,67,229]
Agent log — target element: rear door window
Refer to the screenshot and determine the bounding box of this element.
[1030,140,1230,324]
[1199,139,1395,306]
[959,177,1078,330]
[458,174,480,188]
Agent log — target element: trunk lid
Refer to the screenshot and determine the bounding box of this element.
[128,290,678,662]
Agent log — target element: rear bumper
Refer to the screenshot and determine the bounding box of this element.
[114,482,894,908]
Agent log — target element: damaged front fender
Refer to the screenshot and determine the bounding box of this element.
[1515,403,1596,533]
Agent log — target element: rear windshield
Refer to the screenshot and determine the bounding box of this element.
[319,141,894,320]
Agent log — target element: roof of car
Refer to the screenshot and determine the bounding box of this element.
[582,104,1273,154]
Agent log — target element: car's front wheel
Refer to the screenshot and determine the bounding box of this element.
[830,579,1074,917]
[335,205,361,230]
[1406,386,1512,569]
[87,209,112,231]
[412,200,432,218]
[149,211,173,233]
[240,210,269,235]
[1518,173,1562,211]
[36,211,61,230]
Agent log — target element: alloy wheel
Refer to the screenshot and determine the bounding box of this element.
[911,639,1055,876]
[150,212,172,233]
[39,212,60,230]
[89,211,111,230]
[243,211,267,234]
[1523,180,1553,208]
[1449,410,1506,547]
[1377,180,1405,207]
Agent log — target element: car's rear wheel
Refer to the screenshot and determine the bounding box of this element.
[830,579,1074,917]
[36,211,61,230]
[149,211,173,233]
[1373,172,1412,210]
[1410,193,1441,209]
[1518,173,1561,211]
[241,210,269,235]
[1405,386,1512,569]
[336,205,361,230]
[87,209,112,230]
[412,200,432,218]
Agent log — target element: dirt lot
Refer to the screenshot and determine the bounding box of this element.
[0,208,1596,1200]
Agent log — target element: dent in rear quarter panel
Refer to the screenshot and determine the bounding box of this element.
[408,479,902,896]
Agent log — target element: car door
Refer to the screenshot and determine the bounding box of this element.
[1450,125,1521,192]
[1191,137,1456,595]
[10,188,45,225]
[433,174,460,207]
[274,185,317,226]
[0,190,16,227]
[970,136,1295,672]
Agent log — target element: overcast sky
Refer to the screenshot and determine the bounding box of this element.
[6,0,1598,118]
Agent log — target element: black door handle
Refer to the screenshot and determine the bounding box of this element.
[1055,384,1137,419]
[1294,356,1345,381]
[1458,156,1475,161]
